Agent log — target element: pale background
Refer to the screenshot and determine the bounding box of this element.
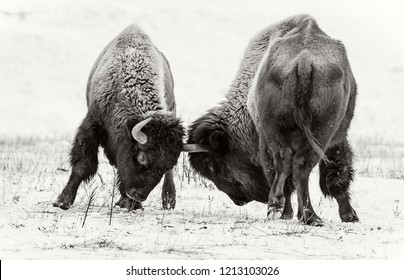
[1,0,403,141]
[0,0,403,260]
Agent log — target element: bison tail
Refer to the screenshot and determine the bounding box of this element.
[293,57,329,163]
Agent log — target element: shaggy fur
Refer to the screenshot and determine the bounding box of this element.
[247,15,358,225]
[53,25,184,211]
[188,15,358,225]
[188,18,289,208]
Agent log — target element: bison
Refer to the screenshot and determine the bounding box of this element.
[187,15,359,226]
[53,25,184,211]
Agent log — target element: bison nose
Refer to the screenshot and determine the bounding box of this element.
[126,189,147,202]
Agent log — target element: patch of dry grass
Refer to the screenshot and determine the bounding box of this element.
[352,136,404,179]
[0,134,403,259]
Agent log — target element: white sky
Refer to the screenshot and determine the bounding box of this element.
[0,0,403,140]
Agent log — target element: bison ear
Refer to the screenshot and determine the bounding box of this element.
[167,131,175,144]
[126,119,136,138]
[205,128,229,154]
[189,111,229,154]
[167,130,181,145]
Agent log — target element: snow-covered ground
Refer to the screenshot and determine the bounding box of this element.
[1,146,403,260]
[0,0,403,259]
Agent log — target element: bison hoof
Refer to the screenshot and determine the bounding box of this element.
[298,209,324,227]
[267,205,284,220]
[162,193,176,210]
[115,196,143,211]
[53,191,75,210]
[267,210,282,220]
[340,209,360,223]
[280,211,294,220]
[267,195,285,219]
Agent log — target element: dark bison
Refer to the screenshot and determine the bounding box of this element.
[53,25,184,211]
[187,15,359,226]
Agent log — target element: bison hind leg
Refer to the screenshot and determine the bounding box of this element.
[319,140,359,223]
[280,176,295,220]
[292,147,325,227]
[267,146,293,220]
[297,208,325,226]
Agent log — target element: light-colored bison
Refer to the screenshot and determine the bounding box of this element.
[53,25,184,211]
[187,15,358,225]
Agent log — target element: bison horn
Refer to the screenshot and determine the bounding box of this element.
[131,117,152,144]
[183,144,209,153]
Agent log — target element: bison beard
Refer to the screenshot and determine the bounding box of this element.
[53,25,185,211]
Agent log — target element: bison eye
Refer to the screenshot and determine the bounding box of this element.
[137,151,148,166]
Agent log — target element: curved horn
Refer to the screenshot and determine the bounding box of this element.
[183,144,209,153]
[131,117,152,144]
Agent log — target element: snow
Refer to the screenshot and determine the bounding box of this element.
[0,147,403,259]
[0,0,404,260]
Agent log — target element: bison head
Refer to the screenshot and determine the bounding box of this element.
[116,113,184,202]
[185,109,269,205]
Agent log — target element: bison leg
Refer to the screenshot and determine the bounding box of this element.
[319,140,359,223]
[162,169,176,209]
[293,149,324,226]
[257,130,293,219]
[280,176,295,220]
[267,143,293,219]
[53,114,103,210]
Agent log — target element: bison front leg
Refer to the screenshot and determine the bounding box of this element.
[319,140,359,223]
[162,169,176,209]
[53,114,103,210]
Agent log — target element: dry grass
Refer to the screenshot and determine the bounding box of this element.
[352,136,404,179]
[0,134,403,259]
